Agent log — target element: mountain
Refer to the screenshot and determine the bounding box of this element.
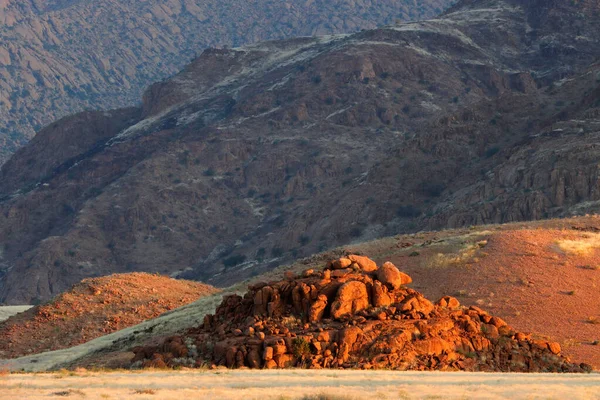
[1,0,600,304]
[0,0,456,165]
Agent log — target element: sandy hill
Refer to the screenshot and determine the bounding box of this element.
[0,273,218,359]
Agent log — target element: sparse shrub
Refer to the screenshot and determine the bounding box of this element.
[292,337,311,358]
[396,205,421,218]
[350,227,363,238]
[53,389,86,397]
[271,247,284,257]
[203,168,216,177]
[299,235,310,246]
[409,251,420,257]
[485,147,500,158]
[222,254,246,268]
[421,182,445,197]
[133,389,157,395]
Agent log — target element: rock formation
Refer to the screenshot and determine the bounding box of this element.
[131,256,591,373]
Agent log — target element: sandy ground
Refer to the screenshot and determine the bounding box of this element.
[0,306,32,322]
[0,370,599,400]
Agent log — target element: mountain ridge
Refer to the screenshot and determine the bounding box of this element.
[0,0,456,164]
[1,0,600,303]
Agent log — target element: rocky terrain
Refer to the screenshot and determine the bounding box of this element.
[2,0,600,304]
[131,255,590,372]
[0,0,454,164]
[0,273,217,358]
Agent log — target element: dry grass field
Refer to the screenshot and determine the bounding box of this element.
[0,370,599,400]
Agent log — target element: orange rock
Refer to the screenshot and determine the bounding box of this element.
[332,258,353,269]
[330,281,369,319]
[377,262,412,289]
[436,296,460,309]
[263,346,274,361]
[372,280,393,307]
[547,342,561,355]
[309,294,328,322]
[348,255,378,272]
[414,338,452,355]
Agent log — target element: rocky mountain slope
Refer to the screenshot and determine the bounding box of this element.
[1,0,600,304]
[0,0,455,164]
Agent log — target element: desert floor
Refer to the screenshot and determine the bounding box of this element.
[0,370,599,400]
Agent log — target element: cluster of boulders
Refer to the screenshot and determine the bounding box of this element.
[131,255,592,372]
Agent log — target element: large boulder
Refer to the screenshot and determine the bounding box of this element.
[372,280,393,307]
[331,258,353,269]
[330,281,369,319]
[377,262,412,290]
[348,255,378,272]
[309,294,328,322]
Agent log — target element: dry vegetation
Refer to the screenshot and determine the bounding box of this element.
[556,233,600,256]
[1,370,599,400]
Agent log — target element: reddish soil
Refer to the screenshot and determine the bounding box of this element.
[339,217,600,369]
[0,273,218,359]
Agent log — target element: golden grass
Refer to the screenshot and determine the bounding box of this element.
[556,233,600,256]
[425,241,487,269]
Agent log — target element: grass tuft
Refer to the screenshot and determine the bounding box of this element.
[557,234,600,256]
[133,389,157,395]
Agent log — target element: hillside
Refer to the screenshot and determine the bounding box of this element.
[1,0,600,304]
[0,217,597,373]
[0,0,455,164]
[0,273,218,358]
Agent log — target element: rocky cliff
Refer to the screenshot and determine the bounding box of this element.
[0,0,455,164]
[1,0,600,303]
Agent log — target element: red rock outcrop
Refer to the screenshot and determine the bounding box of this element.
[131,256,591,373]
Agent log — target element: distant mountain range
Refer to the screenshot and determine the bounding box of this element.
[1,0,600,304]
[0,0,455,164]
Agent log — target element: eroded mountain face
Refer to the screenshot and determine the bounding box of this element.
[1,0,600,304]
[0,0,455,165]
